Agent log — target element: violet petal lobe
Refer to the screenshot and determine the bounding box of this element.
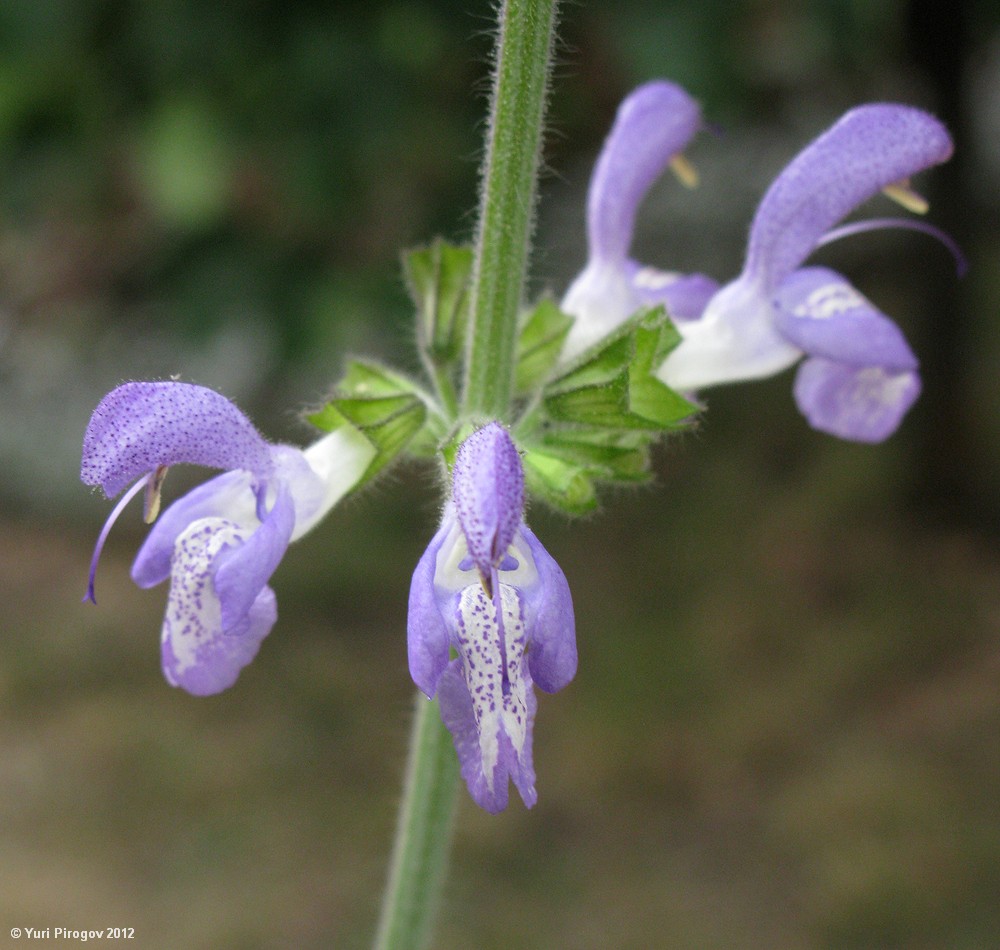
[445,557,541,811]
[586,80,702,263]
[773,267,919,370]
[406,517,457,697]
[81,381,274,497]
[214,481,296,633]
[793,356,921,442]
[160,517,278,695]
[452,423,524,573]
[743,104,953,290]
[518,524,577,694]
[628,265,720,322]
[437,662,511,813]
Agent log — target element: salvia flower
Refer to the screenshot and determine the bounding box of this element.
[560,80,720,361]
[407,423,576,813]
[81,381,375,695]
[658,103,954,442]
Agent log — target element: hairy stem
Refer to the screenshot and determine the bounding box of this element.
[462,0,560,418]
[374,695,461,950]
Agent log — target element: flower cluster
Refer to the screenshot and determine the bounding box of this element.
[81,78,955,813]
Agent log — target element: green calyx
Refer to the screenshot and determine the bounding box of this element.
[308,360,430,486]
[512,306,699,514]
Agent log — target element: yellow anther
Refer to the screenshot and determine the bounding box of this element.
[478,568,493,599]
[143,465,169,524]
[669,153,699,189]
[882,180,929,215]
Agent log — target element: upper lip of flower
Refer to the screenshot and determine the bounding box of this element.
[450,422,525,578]
[582,80,703,267]
[559,80,717,361]
[80,381,276,499]
[80,381,277,604]
[739,102,954,294]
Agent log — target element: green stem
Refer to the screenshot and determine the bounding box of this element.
[374,694,461,950]
[462,0,560,418]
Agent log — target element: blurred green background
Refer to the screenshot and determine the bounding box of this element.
[3,0,1000,947]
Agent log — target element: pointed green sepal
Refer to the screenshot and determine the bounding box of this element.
[337,360,427,400]
[522,449,598,514]
[308,360,429,484]
[403,239,473,365]
[516,426,653,513]
[515,297,573,395]
[543,308,697,430]
[535,428,651,482]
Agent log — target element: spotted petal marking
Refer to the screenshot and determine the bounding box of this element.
[455,583,530,792]
[161,516,276,696]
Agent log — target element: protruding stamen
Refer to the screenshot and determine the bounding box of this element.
[143,465,169,524]
[816,217,966,277]
[669,153,699,189]
[882,179,928,215]
[84,472,153,604]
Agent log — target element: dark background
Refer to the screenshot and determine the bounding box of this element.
[3,1,999,946]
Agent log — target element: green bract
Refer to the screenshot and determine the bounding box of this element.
[543,307,695,430]
[509,308,698,513]
[405,239,473,366]
[404,240,474,417]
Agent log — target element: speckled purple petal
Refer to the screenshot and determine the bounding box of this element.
[744,104,953,290]
[518,524,577,694]
[159,517,278,696]
[437,656,537,814]
[81,381,274,497]
[586,81,702,263]
[452,423,524,574]
[793,356,921,442]
[132,434,367,590]
[774,267,918,370]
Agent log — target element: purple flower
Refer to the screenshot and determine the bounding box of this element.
[658,103,954,442]
[81,381,375,695]
[560,80,720,360]
[407,423,577,813]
